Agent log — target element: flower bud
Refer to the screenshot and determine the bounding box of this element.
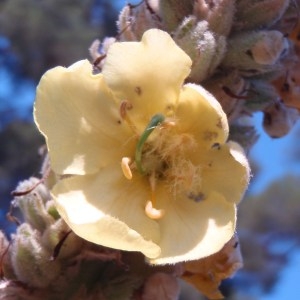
[118,2,161,41]
[159,0,194,31]
[12,177,54,232]
[288,18,300,52]
[10,224,61,288]
[0,231,9,255]
[89,37,116,71]
[234,0,290,31]
[0,231,16,280]
[42,219,83,260]
[251,31,289,65]
[174,17,226,82]
[272,65,300,110]
[0,281,37,300]
[203,71,247,120]
[193,0,235,36]
[263,101,299,138]
[245,80,279,112]
[222,30,289,76]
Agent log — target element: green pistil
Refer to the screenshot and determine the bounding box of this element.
[135,114,165,175]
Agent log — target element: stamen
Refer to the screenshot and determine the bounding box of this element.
[121,157,132,180]
[145,200,165,220]
[135,114,165,174]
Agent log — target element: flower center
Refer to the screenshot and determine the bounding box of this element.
[135,114,166,174]
[120,106,201,220]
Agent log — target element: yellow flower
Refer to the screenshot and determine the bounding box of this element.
[34,29,250,265]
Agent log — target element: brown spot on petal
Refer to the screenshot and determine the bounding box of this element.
[166,104,174,111]
[203,131,218,141]
[211,143,221,150]
[120,101,133,119]
[188,192,205,202]
[216,118,223,129]
[134,86,142,95]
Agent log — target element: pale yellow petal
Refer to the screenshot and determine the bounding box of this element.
[52,164,161,258]
[176,84,229,149]
[34,60,134,175]
[200,141,250,204]
[102,29,192,129]
[149,190,236,265]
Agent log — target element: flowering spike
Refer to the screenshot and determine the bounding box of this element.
[3,0,300,298]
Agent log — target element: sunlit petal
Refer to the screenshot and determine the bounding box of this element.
[52,164,161,258]
[176,84,229,149]
[34,60,134,175]
[149,189,235,265]
[102,29,192,130]
[200,141,250,204]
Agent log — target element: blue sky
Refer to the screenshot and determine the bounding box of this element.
[248,113,300,299]
[249,113,300,194]
[261,249,300,299]
[0,67,35,128]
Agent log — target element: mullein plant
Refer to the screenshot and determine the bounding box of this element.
[1,0,299,299]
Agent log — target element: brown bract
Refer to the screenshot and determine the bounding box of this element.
[182,235,243,299]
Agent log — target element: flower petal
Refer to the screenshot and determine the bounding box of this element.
[52,164,161,259]
[34,60,134,175]
[149,190,236,265]
[176,84,229,149]
[200,141,250,204]
[102,29,192,129]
